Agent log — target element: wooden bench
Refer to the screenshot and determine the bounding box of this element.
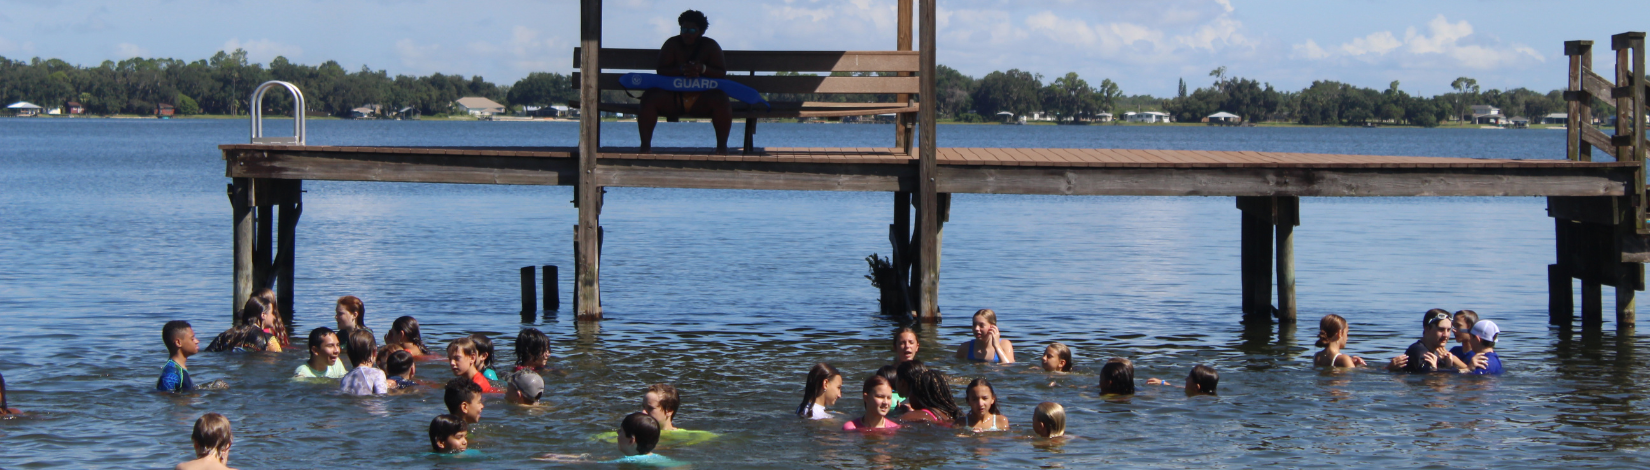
[571,48,922,153]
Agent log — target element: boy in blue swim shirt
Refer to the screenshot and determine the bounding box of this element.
[158,321,199,392]
[534,412,685,466]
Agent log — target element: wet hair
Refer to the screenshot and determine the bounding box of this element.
[389,316,429,355]
[515,328,551,368]
[385,350,415,377]
[677,10,708,30]
[893,327,917,347]
[1045,342,1073,372]
[444,378,483,415]
[966,378,1002,416]
[973,309,998,326]
[905,369,960,423]
[163,320,193,355]
[306,327,336,359]
[447,337,480,366]
[621,412,662,454]
[428,414,467,452]
[1187,365,1219,394]
[204,325,268,353]
[254,288,290,348]
[863,374,892,395]
[336,295,365,328]
[1033,402,1066,438]
[191,413,232,457]
[1422,308,1452,329]
[346,328,378,368]
[1100,357,1135,395]
[648,383,681,415]
[468,333,496,373]
[896,360,928,394]
[1315,314,1348,348]
[242,296,272,328]
[874,364,899,386]
[1454,310,1480,330]
[798,363,842,417]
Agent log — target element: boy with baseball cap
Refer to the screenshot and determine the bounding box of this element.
[1456,320,1503,374]
[506,372,544,405]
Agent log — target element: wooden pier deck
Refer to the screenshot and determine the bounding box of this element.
[221,144,1636,196]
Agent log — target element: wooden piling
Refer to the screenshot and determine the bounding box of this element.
[275,180,301,320]
[1582,280,1603,329]
[1550,264,1574,326]
[1237,196,1274,321]
[576,0,604,320]
[1274,196,1299,324]
[255,199,274,290]
[891,191,912,317]
[521,266,537,312]
[894,0,914,154]
[1566,40,1592,162]
[230,178,254,325]
[914,0,939,322]
[544,265,560,311]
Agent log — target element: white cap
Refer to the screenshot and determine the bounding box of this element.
[1470,320,1500,343]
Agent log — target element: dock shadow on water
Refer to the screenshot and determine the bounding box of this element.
[3,120,1650,467]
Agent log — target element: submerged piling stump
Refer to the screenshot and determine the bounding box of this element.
[545,265,560,311]
[521,266,537,313]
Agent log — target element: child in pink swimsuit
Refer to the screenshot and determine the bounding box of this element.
[844,376,901,432]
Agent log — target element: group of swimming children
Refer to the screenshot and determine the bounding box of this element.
[0,289,1501,469]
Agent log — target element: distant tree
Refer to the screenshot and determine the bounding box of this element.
[176,94,201,115]
[934,65,976,118]
[1095,78,1121,113]
[507,72,576,107]
[1041,72,1099,123]
[971,69,1042,118]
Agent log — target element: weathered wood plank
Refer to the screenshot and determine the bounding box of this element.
[574,73,919,95]
[591,159,913,192]
[916,0,939,322]
[935,166,1635,197]
[577,0,604,320]
[574,48,921,72]
[227,149,579,185]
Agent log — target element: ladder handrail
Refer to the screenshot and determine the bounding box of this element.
[250,81,306,145]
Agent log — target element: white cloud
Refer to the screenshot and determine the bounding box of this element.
[507,26,565,73]
[1291,15,1543,70]
[222,38,303,63]
[114,42,148,58]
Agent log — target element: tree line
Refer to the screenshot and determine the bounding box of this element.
[0,52,1600,126]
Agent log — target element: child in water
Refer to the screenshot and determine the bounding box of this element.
[893,327,920,364]
[1031,402,1068,440]
[1099,358,1135,395]
[158,320,201,392]
[293,327,346,379]
[468,333,500,381]
[385,316,431,355]
[506,371,544,405]
[252,288,290,351]
[513,328,552,373]
[796,363,843,420]
[1313,314,1368,368]
[844,375,901,431]
[176,413,235,470]
[598,383,716,446]
[1,372,19,415]
[956,309,1015,363]
[964,378,1009,432]
[874,364,903,410]
[537,413,685,466]
[898,368,961,426]
[447,337,498,393]
[1449,311,1503,375]
[445,378,485,423]
[339,329,388,396]
[1040,343,1073,372]
[1146,365,1220,395]
[428,414,469,454]
[385,350,418,390]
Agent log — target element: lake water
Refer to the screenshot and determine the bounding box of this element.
[1,119,1645,469]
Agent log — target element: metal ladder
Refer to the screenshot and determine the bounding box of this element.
[250,81,306,145]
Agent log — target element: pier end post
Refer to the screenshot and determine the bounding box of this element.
[1236,196,1275,323]
[230,178,254,325]
[914,0,939,322]
[1274,196,1299,324]
[575,0,604,320]
[274,180,301,323]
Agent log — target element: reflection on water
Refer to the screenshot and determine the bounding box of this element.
[1,119,1649,468]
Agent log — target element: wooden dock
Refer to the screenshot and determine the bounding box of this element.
[218,0,1646,333]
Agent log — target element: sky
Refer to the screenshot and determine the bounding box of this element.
[1,0,1646,97]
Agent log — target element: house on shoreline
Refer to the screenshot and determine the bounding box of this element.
[455,97,506,117]
[7,101,42,116]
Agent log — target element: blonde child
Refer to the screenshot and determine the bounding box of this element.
[1032,402,1067,440]
[446,337,498,393]
[843,375,900,431]
[176,413,235,470]
[293,327,345,379]
[964,378,1009,432]
[1313,314,1367,368]
[1040,343,1073,372]
[956,309,1015,363]
[796,363,843,419]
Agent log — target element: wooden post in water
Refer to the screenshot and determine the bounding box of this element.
[274,180,301,321]
[1582,280,1603,329]
[890,191,912,317]
[255,190,274,290]
[229,178,254,325]
[1274,196,1299,324]
[575,0,604,320]
[1565,41,1593,162]
[914,0,940,322]
[521,266,537,313]
[544,265,560,311]
[1550,264,1575,326]
[1236,196,1274,322]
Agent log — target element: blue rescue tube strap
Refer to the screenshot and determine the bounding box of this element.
[620,73,770,110]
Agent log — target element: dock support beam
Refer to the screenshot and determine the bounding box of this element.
[576,0,604,320]
[274,180,301,323]
[230,178,254,325]
[1237,196,1298,323]
[914,0,939,322]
